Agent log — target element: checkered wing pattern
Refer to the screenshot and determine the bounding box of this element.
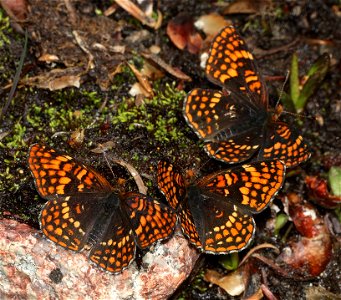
[184,88,266,163]
[199,160,286,213]
[29,144,113,251]
[28,144,113,198]
[29,144,176,274]
[123,192,177,249]
[205,26,267,107]
[258,122,311,168]
[183,25,311,167]
[89,211,136,273]
[157,161,186,210]
[157,160,285,254]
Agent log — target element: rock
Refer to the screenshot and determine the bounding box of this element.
[0,219,199,299]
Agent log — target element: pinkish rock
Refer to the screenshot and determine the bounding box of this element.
[0,219,199,299]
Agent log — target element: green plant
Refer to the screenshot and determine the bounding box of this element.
[282,53,330,113]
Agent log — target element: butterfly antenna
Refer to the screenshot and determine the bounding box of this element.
[102,151,117,180]
[275,70,290,110]
[274,71,315,121]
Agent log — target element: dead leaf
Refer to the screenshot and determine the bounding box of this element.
[115,0,161,29]
[204,269,245,296]
[128,63,153,97]
[222,0,272,15]
[0,0,27,21]
[167,14,203,54]
[68,128,84,149]
[194,13,231,37]
[278,193,332,277]
[141,51,191,81]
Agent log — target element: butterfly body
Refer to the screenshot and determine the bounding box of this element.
[29,144,176,273]
[184,26,310,167]
[158,160,285,254]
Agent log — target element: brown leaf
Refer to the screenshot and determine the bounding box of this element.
[222,0,272,15]
[278,193,332,277]
[194,13,231,37]
[167,14,203,54]
[204,269,245,296]
[0,0,28,21]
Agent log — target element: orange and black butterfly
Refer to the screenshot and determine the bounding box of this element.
[183,26,310,167]
[157,160,285,254]
[28,144,176,273]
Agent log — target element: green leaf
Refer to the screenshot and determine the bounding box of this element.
[328,166,341,196]
[274,213,289,236]
[295,53,330,112]
[290,53,300,105]
[279,90,296,112]
[219,252,239,271]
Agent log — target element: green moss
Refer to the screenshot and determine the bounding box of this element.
[112,82,187,143]
[0,8,11,47]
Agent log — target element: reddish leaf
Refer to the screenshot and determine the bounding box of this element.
[167,14,203,54]
[279,193,332,277]
[306,176,341,209]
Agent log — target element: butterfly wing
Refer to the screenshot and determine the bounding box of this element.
[184,185,255,254]
[258,122,311,167]
[157,161,186,210]
[199,160,286,213]
[28,144,113,198]
[89,209,136,273]
[205,26,268,107]
[184,89,266,163]
[123,192,177,249]
[28,144,114,251]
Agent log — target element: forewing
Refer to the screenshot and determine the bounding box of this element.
[185,186,255,254]
[28,144,113,199]
[184,88,264,140]
[40,193,108,251]
[123,192,177,249]
[89,213,136,273]
[199,160,286,213]
[258,122,311,167]
[157,161,186,210]
[205,26,267,107]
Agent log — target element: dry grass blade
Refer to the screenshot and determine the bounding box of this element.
[115,0,159,29]
[111,157,148,194]
[141,51,192,81]
[239,243,279,266]
[128,63,153,96]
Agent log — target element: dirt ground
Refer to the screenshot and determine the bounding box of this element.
[0,0,340,299]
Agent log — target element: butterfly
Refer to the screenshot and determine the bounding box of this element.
[157,160,285,253]
[183,26,310,167]
[28,144,176,273]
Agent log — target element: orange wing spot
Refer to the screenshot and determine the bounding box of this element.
[43,152,52,158]
[77,169,87,180]
[227,68,238,77]
[54,227,63,236]
[56,155,69,162]
[239,187,249,195]
[227,43,235,51]
[229,53,238,61]
[59,177,71,184]
[63,163,73,172]
[245,75,259,83]
[220,74,230,82]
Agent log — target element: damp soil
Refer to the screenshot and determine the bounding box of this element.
[0,0,340,299]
